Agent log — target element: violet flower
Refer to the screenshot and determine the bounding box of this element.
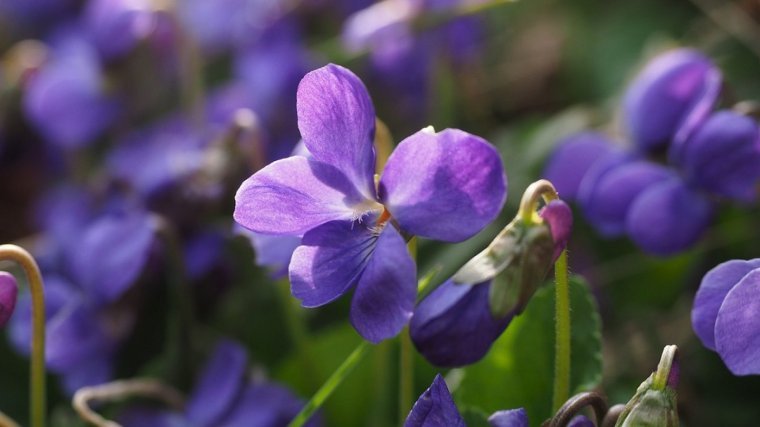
[22,34,119,149]
[234,64,506,343]
[83,0,155,60]
[120,340,318,427]
[623,48,721,152]
[692,259,760,375]
[410,199,571,367]
[0,272,18,328]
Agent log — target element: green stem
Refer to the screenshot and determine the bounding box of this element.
[288,342,371,427]
[0,244,46,427]
[552,249,571,412]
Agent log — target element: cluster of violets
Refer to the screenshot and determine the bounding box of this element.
[543,48,760,256]
[0,0,758,424]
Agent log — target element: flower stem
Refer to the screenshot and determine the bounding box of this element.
[0,244,46,427]
[518,179,559,225]
[552,249,571,412]
[288,341,371,427]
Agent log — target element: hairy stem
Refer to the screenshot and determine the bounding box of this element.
[552,250,571,412]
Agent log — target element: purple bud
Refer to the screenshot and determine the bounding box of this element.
[83,0,155,60]
[487,408,528,427]
[674,110,760,202]
[0,272,18,328]
[623,49,721,152]
[410,279,513,367]
[542,132,619,201]
[539,199,573,262]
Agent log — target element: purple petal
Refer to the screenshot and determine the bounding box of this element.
[0,272,18,328]
[186,340,248,426]
[539,200,573,262]
[73,211,157,303]
[410,280,512,367]
[581,160,673,237]
[84,0,154,59]
[218,383,315,427]
[675,111,760,202]
[404,375,465,427]
[542,132,618,201]
[487,408,529,427]
[576,150,634,236]
[623,49,721,152]
[184,230,226,280]
[567,415,595,427]
[119,407,188,427]
[234,156,378,235]
[692,259,760,351]
[289,220,377,307]
[237,225,301,279]
[297,64,377,200]
[46,302,111,372]
[9,276,74,355]
[350,224,416,343]
[714,268,760,375]
[380,128,507,242]
[626,178,713,256]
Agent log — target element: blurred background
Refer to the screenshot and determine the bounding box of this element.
[0,0,759,425]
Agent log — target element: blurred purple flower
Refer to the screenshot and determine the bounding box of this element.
[83,0,155,60]
[23,35,119,149]
[673,110,760,202]
[623,48,722,152]
[404,375,465,427]
[0,272,18,328]
[234,64,506,342]
[488,409,528,427]
[120,339,318,427]
[692,259,760,375]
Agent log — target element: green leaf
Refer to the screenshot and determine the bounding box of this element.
[460,406,493,427]
[453,276,602,426]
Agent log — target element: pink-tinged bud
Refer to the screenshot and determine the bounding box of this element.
[0,271,18,328]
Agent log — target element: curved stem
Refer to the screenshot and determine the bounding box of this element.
[72,379,184,427]
[552,249,571,412]
[0,244,46,427]
[518,179,559,225]
[549,392,608,427]
[288,341,371,427]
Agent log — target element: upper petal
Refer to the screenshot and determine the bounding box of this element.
[715,268,760,375]
[625,178,713,256]
[186,339,248,426]
[488,408,529,427]
[350,224,416,343]
[692,259,760,351]
[297,64,377,199]
[234,156,376,235]
[218,383,315,427]
[289,220,378,307]
[380,128,507,242]
[404,374,465,427]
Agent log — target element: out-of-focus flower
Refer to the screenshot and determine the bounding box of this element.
[22,34,119,149]
[404,374,465,427]
[692,259,760,375]
[0,272,18,328]
[234,64,506,343]
[623,48,721,152]
[83,0,155,60]
[120,339,318,427]
[10,206,157,393]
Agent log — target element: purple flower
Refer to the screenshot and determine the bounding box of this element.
[0,272,18,328]
[22,36,119,149]
[488,409,528,427]
[234,64,506,342]
[623,48,722,152]
[540,199,573,262]
[404,375,465,427]
[692,259,760,375]
[542,132,621,201]
[120,340,318,427]
[673,110,760,202]
[83,0,155,60]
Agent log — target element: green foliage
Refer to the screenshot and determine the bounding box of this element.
[453,276,602,426]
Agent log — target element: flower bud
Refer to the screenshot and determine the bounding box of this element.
[0,272,18,328]
[615,345,679,427]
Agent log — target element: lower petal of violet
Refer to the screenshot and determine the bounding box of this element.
[349,224,416,343]
[290,219,378,307]
[404,375,465,427]
[218,383,319,427]
[714,269,760,376]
